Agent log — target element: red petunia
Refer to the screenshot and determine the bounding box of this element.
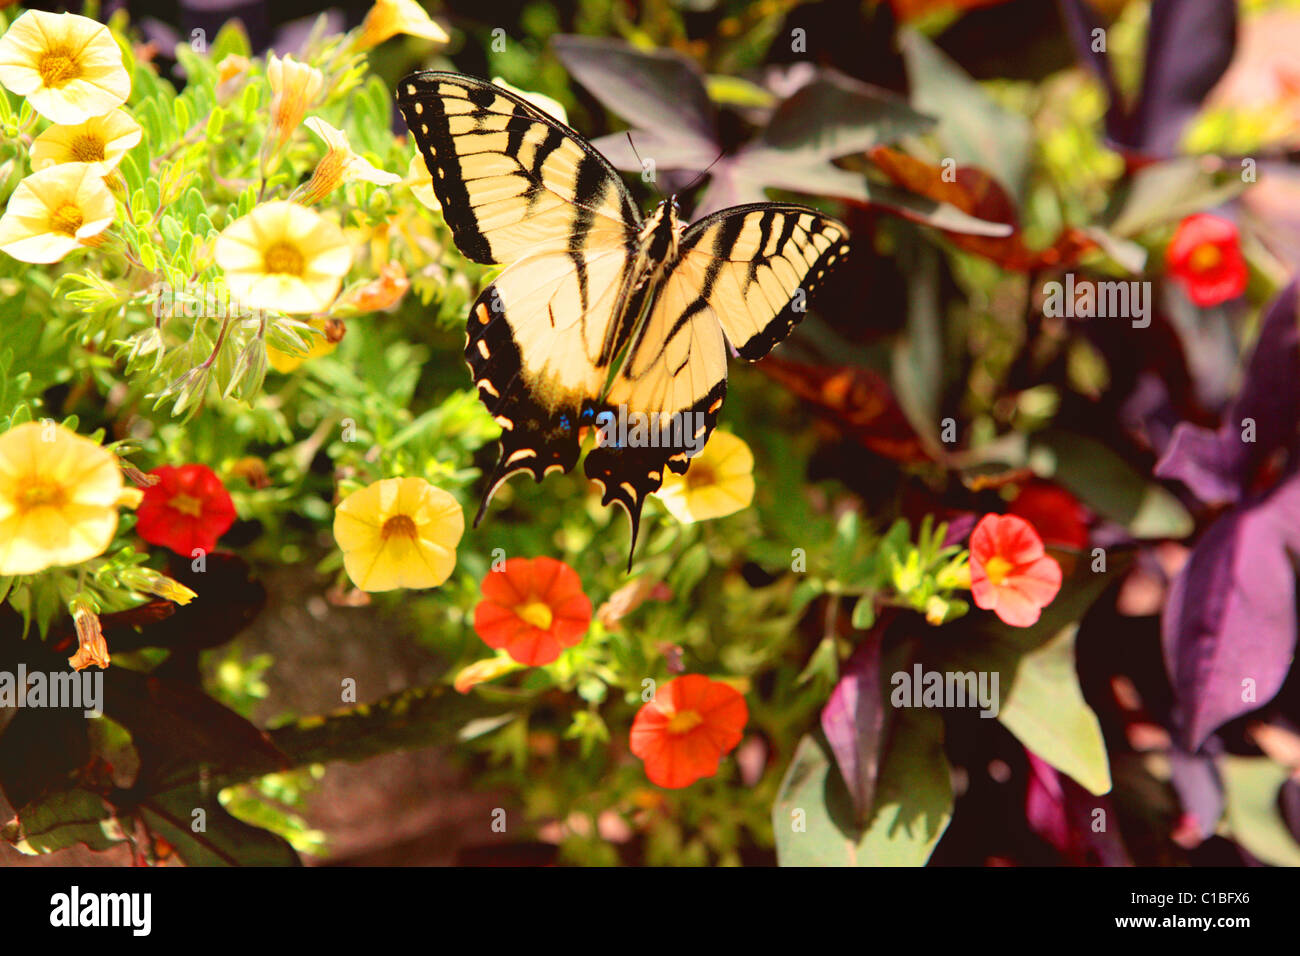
[630,675,748,789]
[1008,480,1089,550]
[1165,213,1248,307]
[969,513,1063,628]
[473,557,592,666]
[135,464,237,556]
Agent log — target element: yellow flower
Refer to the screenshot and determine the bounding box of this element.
[267,317,342,372]
[30,108,142,175]
[0,163,114,263]
[407,153,440,211]
[653,430,755,524]
[215,53,250,102]
[333,476,464,592]
[353,0,450,52]
[0,11,130,124]
[267,53,323,149]
[298,117,400,203]
[214,201,352,314]
[0,422,142,576]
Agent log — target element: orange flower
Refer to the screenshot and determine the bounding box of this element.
[969,513,1063,628]
[473,557,592,666]
[630,675,748,789]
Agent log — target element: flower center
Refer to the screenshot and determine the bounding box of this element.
[263,241,305,276]
[381,514,418,540]
[515,600,553,631]
[684,462,716,491]
[983,555,1015,586]
[1189,243,1223,273]
[170,493,204,518]
[50,202,84,237]
[666,709,703,734]
[37,50,81,88]
[70,134,106,163]
[18,478,66,510]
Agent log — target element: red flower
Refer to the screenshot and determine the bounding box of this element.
[1165,213,1248,307]
[135,464,237,556]
[630,675,748,789]
[473,557,592,666]
[969,514,1062,628]
[1008,481,1089,550]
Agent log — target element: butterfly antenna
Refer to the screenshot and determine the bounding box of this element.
[626,132,663,198]
[681,149,726,195]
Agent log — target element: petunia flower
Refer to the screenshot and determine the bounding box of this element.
[135,464,238,556]
[1165,213,1249,308]
[30,108,142,175]
[968,513,1063,628]
[0,11,130,124]
[333,476,464,591]
[214,201,352,314]
[629,674,748,789]
[0,421,142,576]
[0,163,114,263]
[1007,480,1089,550]
[352,0,450,52]
[298,118,401,204]
[267,53,323,150]
[653,429,755,524]
[472,557,592,666]
[407,153,440,211]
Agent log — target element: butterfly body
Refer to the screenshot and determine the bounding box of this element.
[397,72,849,567]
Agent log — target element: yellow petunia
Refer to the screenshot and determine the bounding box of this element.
[353,0,450,52]
[267,53,323,149]
[298,117,400,204]
[0,163,114,263]
[654,429,756,524]
[0,421,143,576]
[407,153,440,211]
[30,108,142,175]
[214,200,352,314]
[0,10,130,124]
[333,476,464,592]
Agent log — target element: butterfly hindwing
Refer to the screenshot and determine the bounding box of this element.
[677,203,850,360]
[397,72,639,264]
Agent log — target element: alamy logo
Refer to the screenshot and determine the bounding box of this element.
[890,664,1000,718]
[594,406,708,456]
[1042,274,1151,328]
[50,887,151,936]
[0,666,102,717]
[151,280,266,321]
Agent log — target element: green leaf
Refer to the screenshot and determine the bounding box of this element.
[2,788,126,855]
[1106,157,1246,238]
[138,784,301,866]
[1219,756,1300,867]
[773,707,952,866]
[1032,431,1194,539]
[899,27,1032,202]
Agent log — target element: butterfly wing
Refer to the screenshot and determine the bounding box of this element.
[398,72,644,518]
[586,203,849,565]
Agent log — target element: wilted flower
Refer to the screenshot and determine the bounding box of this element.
[344,261,409,313]
[0,10,130,124]
[969,514,1063,628]
[333,476,464,591]
[30,108,142,175]
[0,163,114,263]
[453,654,523,694]
[630,674,748,789]
[215,53,251,102]
[298,117,400,204]
[267,53,323,149]
[214,201,352,314]
[135,464,238,556]
[353,0,450,52]
[1165,213,1249,307]
[473,557,592,666]
[0,422,142,576]
[654,430,755,524]
[69,599,109,671]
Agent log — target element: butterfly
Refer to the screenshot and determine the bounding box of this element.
[396,72,850,567]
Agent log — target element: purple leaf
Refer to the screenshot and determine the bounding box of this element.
[1157,278,1300,504]
[1162,471,1300,751]
[820,633,885,826]
[1168,743,1224,842]
[1024,750,1131,865]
